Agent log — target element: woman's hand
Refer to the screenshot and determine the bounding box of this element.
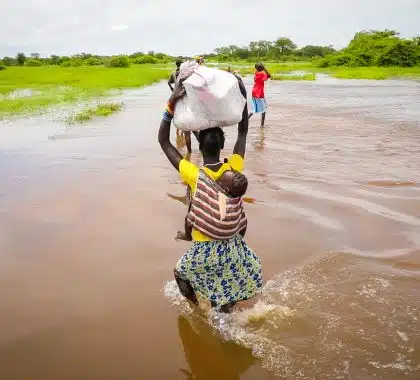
[169,79,186,106]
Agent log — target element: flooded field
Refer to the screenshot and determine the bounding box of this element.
[0,75,419,379]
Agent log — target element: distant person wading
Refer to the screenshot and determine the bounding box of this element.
[248,63,271,127]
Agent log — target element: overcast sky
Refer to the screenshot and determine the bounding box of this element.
[1,0,419,57]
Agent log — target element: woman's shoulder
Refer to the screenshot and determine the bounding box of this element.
[179,158,200,186]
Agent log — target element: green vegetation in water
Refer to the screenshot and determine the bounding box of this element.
[272,73,316,81]
[65,101,123,124]
[0,65,171,117]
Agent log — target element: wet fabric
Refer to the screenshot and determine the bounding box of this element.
[175,234,263,307]
[252,97,267,114]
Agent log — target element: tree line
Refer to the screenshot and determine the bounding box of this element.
[0,29,419,70]
[206,37,336,62]
[0,51,176,69]
[205,30,420,68]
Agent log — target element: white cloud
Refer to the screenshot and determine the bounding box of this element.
[111,24,128,31]
[0,0,419,57]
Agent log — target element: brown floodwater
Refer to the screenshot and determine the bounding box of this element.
[0,76,419,379]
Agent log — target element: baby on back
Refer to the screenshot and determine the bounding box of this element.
[176,170,248,241]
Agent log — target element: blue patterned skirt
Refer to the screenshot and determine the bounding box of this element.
[175,235,263,307]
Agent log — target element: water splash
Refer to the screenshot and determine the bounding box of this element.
[164,252,420,379]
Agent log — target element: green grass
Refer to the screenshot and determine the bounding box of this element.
[272,73,316,81]
[65,101,123,124]
[324,66,420,80]
[210,60,420,80]
[0,65,171,117]
[232,62,314,76]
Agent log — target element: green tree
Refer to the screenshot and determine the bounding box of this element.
[130,52,145,59]
[273,37,297,57]
[299,45,335,58]
[16,52,26,66]
[50,55,60,65]
[249,40,272,58]
[2,56,15,66]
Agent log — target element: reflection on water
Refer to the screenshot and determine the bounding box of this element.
[253,127,266,152]
[0,78,420,379]
[177,316,257,380]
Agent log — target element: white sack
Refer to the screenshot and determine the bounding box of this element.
[173,62,246,132]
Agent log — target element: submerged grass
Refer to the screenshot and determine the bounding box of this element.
[0,65,171,117]
[272,73,316,81]
[65,101,123,124]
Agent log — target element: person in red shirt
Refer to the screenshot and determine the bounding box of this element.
[248,63,271,127]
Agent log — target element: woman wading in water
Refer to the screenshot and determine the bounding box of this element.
[158,76,262,313]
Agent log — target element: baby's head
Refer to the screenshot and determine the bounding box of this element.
[218,170,248,198]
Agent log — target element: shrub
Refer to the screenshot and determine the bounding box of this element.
[0,62,6,71]
[70,59,83,67]
[316,52,354,67]
[105,55,131,68]
[85,57,103,66]
[375,41,418,67]
[25,59,43,67]
[2,57,15,66]
[132,55,158,64]
[60,59,83,67]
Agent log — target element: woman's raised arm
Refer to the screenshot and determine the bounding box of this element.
[233,76,249,158]
[158,84,185,171]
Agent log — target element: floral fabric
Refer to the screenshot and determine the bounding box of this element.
[175,234,262,307]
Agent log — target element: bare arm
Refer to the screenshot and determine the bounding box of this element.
[233,76,249,158]
[168,73,175,92]
[168,74,175,92]
[158,90,184,171]
[263,65,271,79]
